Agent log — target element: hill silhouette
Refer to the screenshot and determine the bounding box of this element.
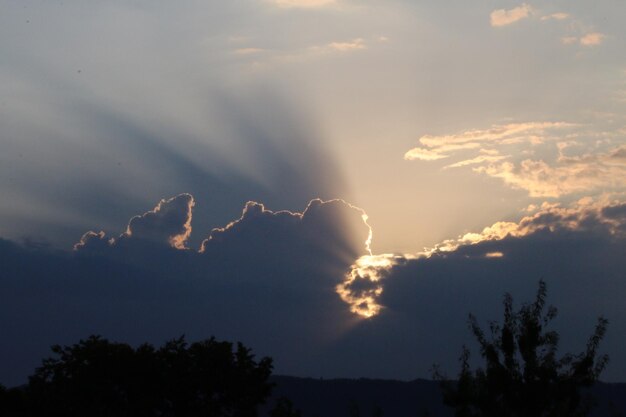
[266,376,626,417]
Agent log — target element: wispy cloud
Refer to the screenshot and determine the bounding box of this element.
[490,4,532,27]
[443,153,507,169]
[405,121,626,198]
[404,122,573,162]
[327,38,366,52]
[233,47,266,55]
[490,5,607,49]
[404,148,449,161]
[561,32,605,47]
[540,12,570,21]
[270,0,336,8]
[580,32,605,46]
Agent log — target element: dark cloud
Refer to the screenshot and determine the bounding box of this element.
[333,200,626,381]
[76,193,195,251]
[0,195,369,387]
[2,196,626,388]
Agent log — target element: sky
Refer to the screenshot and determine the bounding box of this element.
[1,0,626,385]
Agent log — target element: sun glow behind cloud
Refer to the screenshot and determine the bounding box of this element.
[336,254,401,318]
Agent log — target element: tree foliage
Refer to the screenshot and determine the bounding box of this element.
[270,397,302,417]
[438,281,608,417]
[4,335,273,417]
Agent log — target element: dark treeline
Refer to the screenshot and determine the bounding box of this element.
[0,336,274,417]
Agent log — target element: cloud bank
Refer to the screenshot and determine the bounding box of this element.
[0,195,371,386]
[3,192,626,386]
[339,197,626,380]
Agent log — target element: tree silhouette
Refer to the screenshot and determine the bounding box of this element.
[0,383,28,416]
[270,397,302,417]
[22,335,273,417]
[437,281,608,417]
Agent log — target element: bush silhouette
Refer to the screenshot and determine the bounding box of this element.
[11,335,273,417]
[437,280,608,417]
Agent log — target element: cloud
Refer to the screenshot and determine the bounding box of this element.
[424,197,626,253]
[476,145,626,198]
[415,122,574,148]
[335,198,626,380]
[489,6,604,50]
[77,194,195,251]
[270,0,336,8]
[541,12,570,21]
[3,193,626,384]
[0,195,372,386]
[327,38,366,52]
[405,122,626,198]
[443,153,507,169]
[403,147,449,161]
[404,122,572,162]
[336,254,405,318]
[199,198,372,263]
[580,32,606,46]
[124,194,195,249]
[233,48,266,55]
[490,4,533,27]
[561,32,606,47]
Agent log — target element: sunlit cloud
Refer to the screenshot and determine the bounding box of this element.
[75,194,196,251]
[405,121,626,198]
[477,145,626,198]
[490,4,532,27]
[404,148,449,161]
[444,153,507,169]
[580,32,605,46]
[350,196,626,287]
[562,32,606,47]
[428,197,626,254]
[540,12,570,21]
[404,142,483,161]
[489,6,605,50]
[327,38,366,52]
[73,230,110,251]
[122,194,195,249]
[417,122,574,148]
[336,254,403,318]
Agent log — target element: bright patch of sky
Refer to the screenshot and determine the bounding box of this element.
[1,0,624,254]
